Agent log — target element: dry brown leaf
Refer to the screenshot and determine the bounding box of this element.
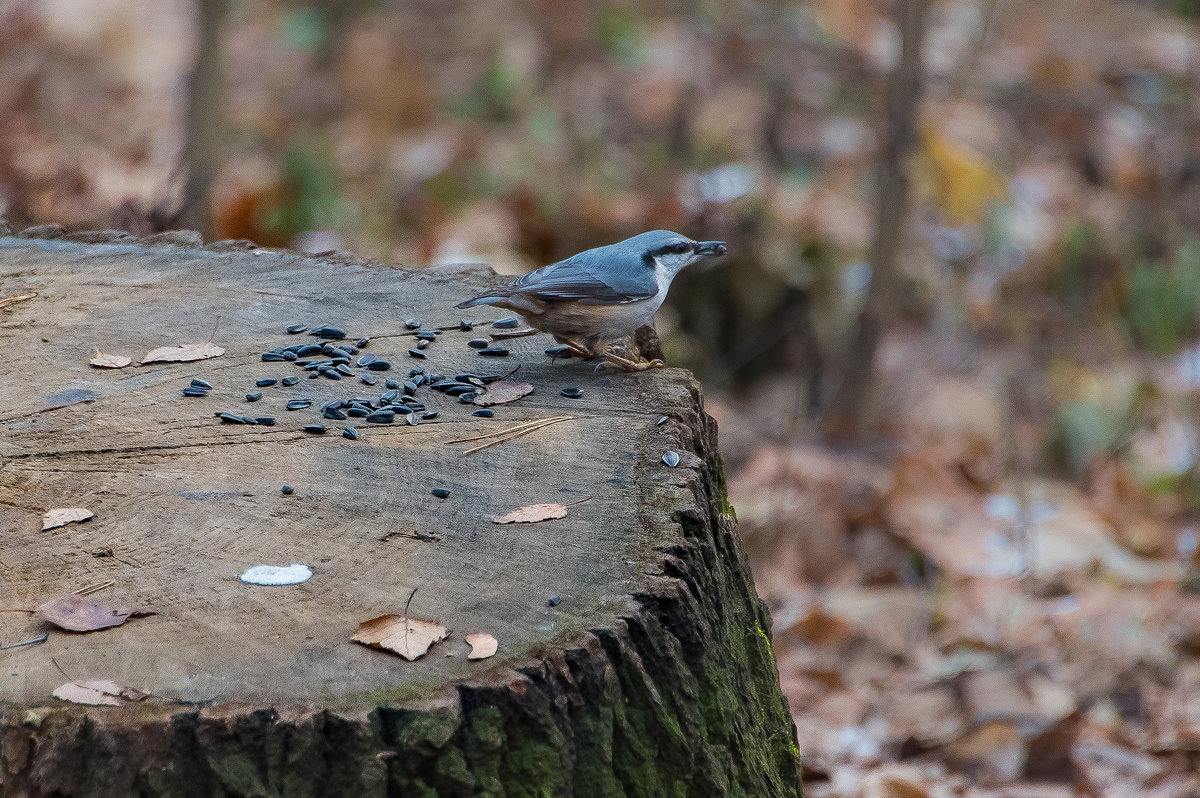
[37,594,154,632]
[473,381,534,406]
[465,632,498,660]
[89,349,132,369]
[492,503,571,524]
[42,507,94,531]
[120,686,151,702]
[52,682,121,706]
[141,341,225,364]
[351,614,449,661]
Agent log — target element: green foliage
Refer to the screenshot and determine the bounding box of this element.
[594,4,646,64]
[448,62,523,122]
[1120,241,1200,354]
[278,7,331,51]
[262,135,352,240]
[1051,221,1108,316]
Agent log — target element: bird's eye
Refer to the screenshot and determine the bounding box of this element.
[670,242,690,254]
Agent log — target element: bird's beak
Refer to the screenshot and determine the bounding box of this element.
[695,241,727,257]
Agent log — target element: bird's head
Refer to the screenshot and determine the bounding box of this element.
[624,230,727,278]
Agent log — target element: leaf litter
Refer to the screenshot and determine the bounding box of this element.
[472,380,534,406]
[37,594,155,632]
[42,507,93,530]
[89,349,131,368]
[492,496,590,524]
[465,632,498,660]
[351,588,448,661]
[141,316,225,364]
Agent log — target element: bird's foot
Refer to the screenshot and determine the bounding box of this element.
[600,350,664,372]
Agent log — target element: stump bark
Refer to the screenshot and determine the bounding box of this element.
[0,227,801,798]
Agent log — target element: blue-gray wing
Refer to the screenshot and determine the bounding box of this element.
[504,248,658,305]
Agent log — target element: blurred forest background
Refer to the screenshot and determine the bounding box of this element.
[7,0,1200,794]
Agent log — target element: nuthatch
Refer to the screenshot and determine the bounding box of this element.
[456,230,726,371]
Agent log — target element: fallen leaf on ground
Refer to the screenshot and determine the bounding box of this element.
[37,594,155,632]
[120,686,150,701]
[89,349,131,369]
[42,507,94,531]
[473,381,534,406]
[351,614,449,661]
[465,632,498,660]
[52,682,121,706]
[492,503,570,524]
[141,341,225,364]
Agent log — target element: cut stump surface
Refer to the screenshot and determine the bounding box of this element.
[0,231,800,797]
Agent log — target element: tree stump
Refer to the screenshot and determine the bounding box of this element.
[0,228,801,798]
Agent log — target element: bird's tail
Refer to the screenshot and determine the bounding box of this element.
[455,295,501,310]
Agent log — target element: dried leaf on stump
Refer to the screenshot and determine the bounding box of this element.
[473,381,534,406]
[141,341,225,364]
[492,503,570,524]
[43,507,93,531]
[465,632,498,660]
[89,350,131,369]
[52,682,121,706]
[37,594,155,632]
[351,614,449,661]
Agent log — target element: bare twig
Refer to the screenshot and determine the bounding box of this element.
[821,0,927,441]
[72,576,114,595]
[0,634,47,651]
[401,587,418,657]
[0,293,37,309]
[206,315,222,344]
[490,328,537,340]
[460,416,575,454]
[50,657,74,681]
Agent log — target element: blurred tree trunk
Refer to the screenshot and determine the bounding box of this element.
[178,0,227,236]
[821,0,927,442]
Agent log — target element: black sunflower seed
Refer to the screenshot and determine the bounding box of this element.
[422,411,439,420]
[245,391,263,402]
[407,349,426,359]
[459,392,477,403]
[181,387,209,397]
[256,378,277,387]
[459,319,473,331]
[281,376,300,386]
[356,337,370,348]
[356,353,376,367]
[281,485,295,494]
[662,451,681,467]
[286,324,307,334]
[405,413,418,426]
[323,407,347,420]
[431,488,450,499]
[261,352,287,362]
[360,374,377,385]
[416,339,430,350]
[367,360,392,371]
[335,363,354,376]
[415,331,438,341]
[190,379,213,390]
[472,409,494,418]
[365,410,395,424]
[467,339,490,349]
[285,399,312,410]
[491,318,519,329]
[404,318,421,329]
[560,387,583,398]
[255,416,276,426]
[218,412,244,424]
[478,347,509,357]
[302,424,327,434]
[385,379,399,389]
[297,344,323,357]
[317,327,346,339]
[343,427,359,440]
[323,370,342,380]
[283,351,298,361]
[656,416,669,426]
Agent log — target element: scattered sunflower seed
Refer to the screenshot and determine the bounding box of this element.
[245,391,263,402]
[656,416,669,426]
[361,374,377,385]
[491,318,519,329]
[343,427,359,440]
[385,379,399,389]
[459,319,473,330]
[468,339,490,349]
[662,451,681,467]
[281,485,294,494]
[286,399,313,411]
[431,488,450,499]
[256,378,277,387]
[367,360,392,371]
[317,327,346,339]
[323,407,347,420]
[356,337,370,348]
[478,347,509,357]
[408,349,426,359]
[255,416,276,426]
[302,424,327,434]
[281,376,300,386]
[181,387,209,397]
[405,318,421,329]
[422,411,438,420]
[560,387,583,398]
[218,412,244,424]
[472,409,494,418]
[190,378,213,390]
[286,324,307,334]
